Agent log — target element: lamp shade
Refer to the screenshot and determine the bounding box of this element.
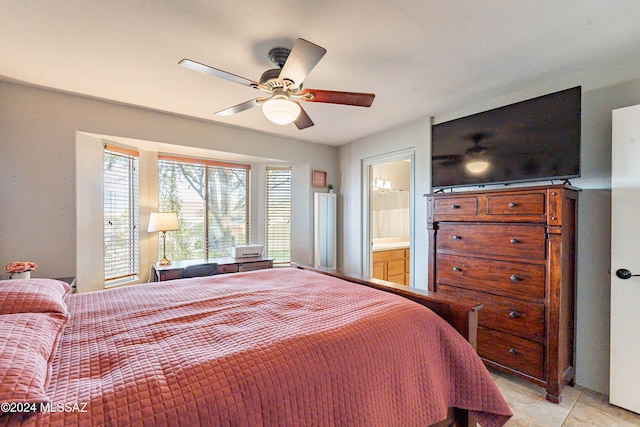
[262,97,301,125]
[148,212,179,232]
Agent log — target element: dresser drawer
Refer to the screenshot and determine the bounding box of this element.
[238,261,272,272]
[436,253,545,300]
[437,223,546,260]
[437,284,545,341]
[486,193,545,215]
[478,327,544,380]
[218,264,239,274]
[158,269,183,281]
[434,196,478,216]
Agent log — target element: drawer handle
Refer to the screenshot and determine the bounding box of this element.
[452,266,462,272]
[451,204,460,209]
[510,274,520,281]
[508,348,517,355]
[508,311,519,318]
[510,238,519,244]
[452,235,461,240]
[508,202,517,208]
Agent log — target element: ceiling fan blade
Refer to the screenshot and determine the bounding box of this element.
[294,103,314,130]
[215,99,261,116]
[279,39,326,89]
[300,89,375,107]
[179,59,259,88]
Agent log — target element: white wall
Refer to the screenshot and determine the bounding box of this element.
[573,79,640,394]
[0,81,338,290]
[339,117,431,287]
[338,76,640,395]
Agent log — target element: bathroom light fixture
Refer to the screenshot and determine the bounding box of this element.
[373,176,392,190]
[262,96,301,125]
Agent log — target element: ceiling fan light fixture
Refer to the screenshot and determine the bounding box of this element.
[262,97,301,125]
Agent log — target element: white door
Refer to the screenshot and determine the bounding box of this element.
[610,104,640,414]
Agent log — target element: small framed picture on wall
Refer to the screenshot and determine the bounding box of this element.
[312,170,327,188]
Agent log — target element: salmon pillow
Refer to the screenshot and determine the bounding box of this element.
[0,312,69,411]
[0,279,70,315]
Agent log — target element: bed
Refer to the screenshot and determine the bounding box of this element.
[0,266,512,426]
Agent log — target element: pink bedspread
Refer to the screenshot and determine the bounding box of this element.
[3,268,511,426]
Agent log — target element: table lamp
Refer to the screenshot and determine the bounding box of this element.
[148,212,179,265]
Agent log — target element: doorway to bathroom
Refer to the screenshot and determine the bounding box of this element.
[362,149,414,286]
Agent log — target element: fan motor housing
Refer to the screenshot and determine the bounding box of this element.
[261,46,295,90]
[260,68,282,89]
[268,47,290,68]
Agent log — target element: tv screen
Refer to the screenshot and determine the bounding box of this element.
[431,86,581,189]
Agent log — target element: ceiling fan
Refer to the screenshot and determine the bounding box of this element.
[179,38,375,130]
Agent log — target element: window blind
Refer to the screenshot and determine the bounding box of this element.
[158,156,250,259]
[266,167,292,265]
[104,147,139,283]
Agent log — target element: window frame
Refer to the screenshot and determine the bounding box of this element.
[157,155,251,260]
[265,166,292,266]
[103,144,140,286]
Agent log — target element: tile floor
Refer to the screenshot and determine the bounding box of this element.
[489,369,640,426]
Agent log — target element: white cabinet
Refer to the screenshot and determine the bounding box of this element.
[314,193,336,268]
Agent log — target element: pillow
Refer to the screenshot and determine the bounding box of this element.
[0,312,69,411]
[0,279,70,315]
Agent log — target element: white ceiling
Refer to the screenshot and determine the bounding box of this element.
[2,1,640,146]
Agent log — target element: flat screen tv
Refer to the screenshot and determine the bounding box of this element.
[431,86,581,189]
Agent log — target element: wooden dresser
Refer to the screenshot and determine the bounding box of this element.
[425,184,578,403]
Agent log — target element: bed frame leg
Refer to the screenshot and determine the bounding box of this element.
[456,408,476,427]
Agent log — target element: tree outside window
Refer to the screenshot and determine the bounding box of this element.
[158,157,250,260]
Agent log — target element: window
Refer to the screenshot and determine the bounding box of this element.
[158,156,250,260]
[266,167,292,265]
[103,145,139,285]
